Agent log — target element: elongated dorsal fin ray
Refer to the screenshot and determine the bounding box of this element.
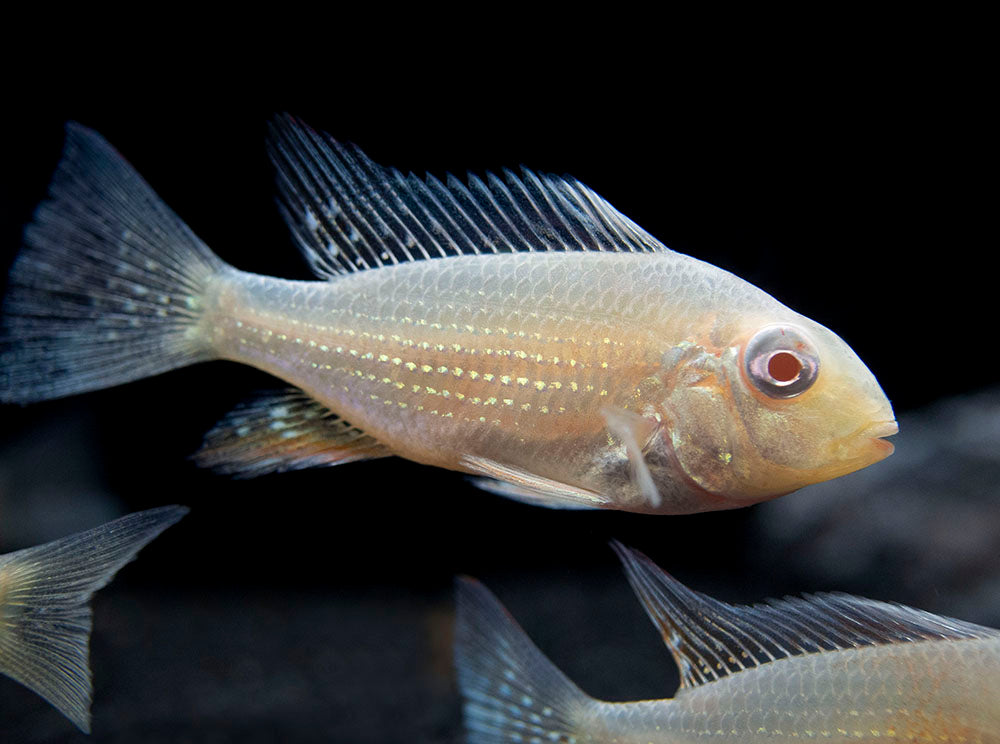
[267,115,669,280]
[194,389,391,477]
[612,542,999,689]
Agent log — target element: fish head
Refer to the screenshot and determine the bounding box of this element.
[660,317,896,506]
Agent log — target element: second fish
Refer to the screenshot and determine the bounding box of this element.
[0,118,896,513]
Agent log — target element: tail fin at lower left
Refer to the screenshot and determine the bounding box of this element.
[0,505,188,732]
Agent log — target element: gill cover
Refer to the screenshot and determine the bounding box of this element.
[663,318,894,504]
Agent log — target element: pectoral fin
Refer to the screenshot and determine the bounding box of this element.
[194,389,392,477]
[462,455,611,510]
[600,406,661,509]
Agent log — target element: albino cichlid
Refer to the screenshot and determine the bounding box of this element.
[0,506,187,732]
[455,544,1000,743]
[0,119,896,513]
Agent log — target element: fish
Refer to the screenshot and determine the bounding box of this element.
[0,119,896,514]
[455,543,1000,743]
[0,505,187,732]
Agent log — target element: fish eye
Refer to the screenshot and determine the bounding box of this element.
[743,324,819,399]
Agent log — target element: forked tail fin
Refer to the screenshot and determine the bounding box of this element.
[454,577,591,744]
[0,123,227,403]
[0,505,188,732]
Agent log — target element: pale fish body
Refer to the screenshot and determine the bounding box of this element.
[455,545,1000,743]
[0,506,187,732]
[0,119,896,513]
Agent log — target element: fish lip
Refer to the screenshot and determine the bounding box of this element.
[856,419,898,462]
[861,419,899,440]
[831,419,897,468]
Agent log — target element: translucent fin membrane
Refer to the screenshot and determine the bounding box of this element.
[612,541,999,689]
[267,114,668,279]
[194,388,390,477]
[0,123,224,403]
[454,577,589,744]
[0,506,188,732]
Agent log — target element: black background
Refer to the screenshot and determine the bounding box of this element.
[0,19,994,743]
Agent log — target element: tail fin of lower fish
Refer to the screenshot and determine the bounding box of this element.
[454,577,592,744]
[0,123,226,403]
[0,505,188,732]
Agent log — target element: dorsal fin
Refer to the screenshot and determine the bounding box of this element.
[266,114,668,279]
[611,542,999,689]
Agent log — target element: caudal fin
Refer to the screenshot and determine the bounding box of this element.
[454,577,591,744]
[0,505,188,732]
[0,123,226,403]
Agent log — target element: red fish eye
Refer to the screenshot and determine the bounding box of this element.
[744,324,820,399]
[767,351,802,383]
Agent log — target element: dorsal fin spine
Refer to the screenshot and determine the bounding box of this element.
[522,168,586,252]
[457,172,508,254]
[447,172,501,254]
[444,172,494,254]
[424,172,482,255]
[349,151,423,263]
[543,175,609,252]
[330,141,398,268]
[515,168,565,247]
[268,114,670,278]
[396,170,454,258]
[560,179,637,251]
[497,168,550,250]
[489,171,545,251]
[469,172,533,253]
[322,136,390,269]
[366,161,437,262]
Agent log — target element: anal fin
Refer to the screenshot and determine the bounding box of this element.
[194,389,391,477]
[462,455,611,509]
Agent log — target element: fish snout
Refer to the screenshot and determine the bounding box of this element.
[866,418,898,456]
[842,418,898,466]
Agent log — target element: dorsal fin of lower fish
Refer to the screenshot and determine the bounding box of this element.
[193,389,391,477]
[266,114,669,279]
[611,541,1000,690]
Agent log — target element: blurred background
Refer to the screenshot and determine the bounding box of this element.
[0,23,994,743]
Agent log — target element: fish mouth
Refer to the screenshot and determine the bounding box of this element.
[862,419,898,458]
[845,419,898,463]
[820,419,898,478]
[862,420,899,440]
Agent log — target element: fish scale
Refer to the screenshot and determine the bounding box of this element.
[456,547,1000,744]
[0,118,896,512]
[206,256,667,467]
[594,638,1000,741]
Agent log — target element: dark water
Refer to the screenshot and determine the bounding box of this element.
[0,55,994,742]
